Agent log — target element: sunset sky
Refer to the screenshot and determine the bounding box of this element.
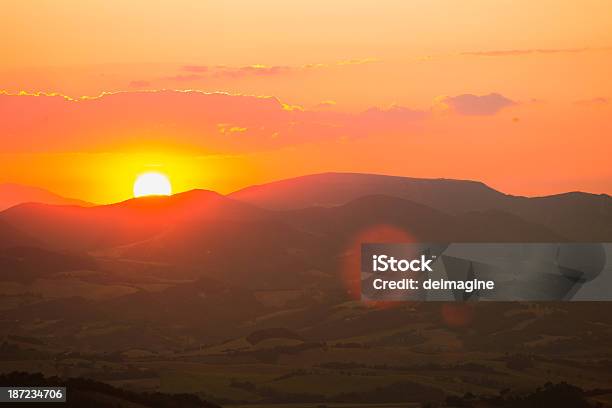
[1,0,611,203]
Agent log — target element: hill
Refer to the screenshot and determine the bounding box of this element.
[0,183,91,211]
[0,189,267,251]
[230,172,612,240]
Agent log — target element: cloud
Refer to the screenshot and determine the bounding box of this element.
[162,74,205,82]
[213,65,292,78]
[461,47,589,57]
[441,93,516,115]
[217,124,248,134]
[313,100,337,110]
[125,59,380,87]
[129,80,151,88]
[358,106,427,126]
[182,65,209,73]
[181,64,293,78]
[574,97,609,107]
[0,90,426,154]
[176,58,379,79]
[335,58,379,66]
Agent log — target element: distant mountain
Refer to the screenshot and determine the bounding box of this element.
[0,189,267,251]
[0,185,575,258]
[0,185,565,292]
[0,183,91,211]
[230,172,505,212]
[0,174,602,295]
[106,194,563,291]
[230,173,612,240]
[277,195,565,243]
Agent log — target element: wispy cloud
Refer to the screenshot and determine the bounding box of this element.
[461,47,592,57]
[1,89,529,157]
[0,90,424,154]
[162,74,205,82]
[124,58,380,88]
[172,58,380,79]
[128,80,152,88]
[439,93,516,115]
[181,65,209,73]
[213,65,293,78]
[335,58,379,66]
[574,97,609,107]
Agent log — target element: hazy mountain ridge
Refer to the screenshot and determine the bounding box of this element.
[0,175,608,338]
[229,172,514,211]
[276,194,565,242]
[0,173,581,255]
[0,183,91,211]
[230,172,612,240]
[0,189,268,251]
[0,173,596,291]
[0,175,611,405]
[230,172,611,211]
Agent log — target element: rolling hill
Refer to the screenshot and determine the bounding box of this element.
[0,189,267,251]
[0,220,39,249]
[0,175,611,405]
[0,183,91,211]
[230,172,612,240]
[0,187,566,294]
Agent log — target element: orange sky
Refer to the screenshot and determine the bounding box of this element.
[1,1,611,203]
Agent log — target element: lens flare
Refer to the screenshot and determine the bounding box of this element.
[340,223,415,305]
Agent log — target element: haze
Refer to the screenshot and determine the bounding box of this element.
[1,0,611,203]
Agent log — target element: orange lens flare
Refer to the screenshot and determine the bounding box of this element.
[340,223,415,306]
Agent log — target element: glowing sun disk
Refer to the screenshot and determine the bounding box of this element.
[133,172,172,197]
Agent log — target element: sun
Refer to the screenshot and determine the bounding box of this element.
[133,172,172,198]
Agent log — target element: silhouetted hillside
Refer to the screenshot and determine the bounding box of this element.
[231,172,612,240]
[230,172,507,211]
[0,220,39,249]
[0,183,91,211]
[0,246,96,282]
[278,194,564,242]
[0,174,610,405]
[0,190,267,251]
